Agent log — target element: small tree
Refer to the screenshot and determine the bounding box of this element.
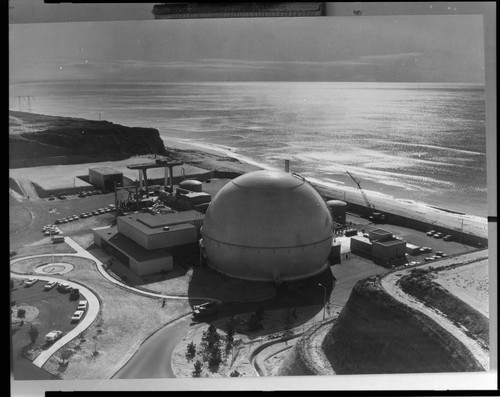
[60,349,72,366]
[186,341,196,361]
[208,345,223,372]
[17,308,26,326]
[69,288,80,301]
[200,325,221,360]
[192,360,203,377]
[28,324,39,346]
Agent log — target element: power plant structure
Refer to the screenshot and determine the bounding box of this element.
[200,170,333,283]
[326,199,347,225]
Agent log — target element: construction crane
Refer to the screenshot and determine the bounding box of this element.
[346,171,386,223]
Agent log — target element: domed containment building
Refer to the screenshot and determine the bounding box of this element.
[201,170,333,282]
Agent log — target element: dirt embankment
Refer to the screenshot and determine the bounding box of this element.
[276,319,335,376]
[320,277,483,374]
[398,269,489,347]
[9,111,167,168]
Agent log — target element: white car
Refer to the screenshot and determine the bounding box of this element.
[24,278,38,287]
[77,300,87,310]
[43,280,58,290]
[45,330,63,343]
[71,310,85,322]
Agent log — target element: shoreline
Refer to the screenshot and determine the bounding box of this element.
[162,137,487,239]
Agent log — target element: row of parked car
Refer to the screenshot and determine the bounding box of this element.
[48,190,106,201]
[44,299,88,343]
[54,204,116,225]
[426,230,453,241]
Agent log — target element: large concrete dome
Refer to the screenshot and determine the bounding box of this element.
[201,170,333,282]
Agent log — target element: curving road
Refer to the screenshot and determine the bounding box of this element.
[113,315,193,379]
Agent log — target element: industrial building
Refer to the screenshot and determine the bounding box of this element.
[93,210,204,276]
[89,167,123,192]
[350,228,407,267]
[327,200,347,225]
[200,170,333,283]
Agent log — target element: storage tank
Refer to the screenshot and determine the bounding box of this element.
[201,170,333,282]
[179,179,203,192]
[326,200,347,224]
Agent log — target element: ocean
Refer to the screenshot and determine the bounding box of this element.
[9,81,487,218]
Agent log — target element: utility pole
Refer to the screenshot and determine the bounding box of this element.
[318,283,326,320]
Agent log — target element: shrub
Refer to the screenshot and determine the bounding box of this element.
[230,370,241,377]
[69,288,80,301]
[192,360,203,377]
[186,341,196,361]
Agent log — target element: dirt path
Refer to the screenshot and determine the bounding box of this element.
[380,255,489,370]
[14,177,40,200]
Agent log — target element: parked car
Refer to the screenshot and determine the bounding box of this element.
[77,300,88,311]
[44,280,58,290]
[433,232,443,239]
[55,219,62,225]
[57,194,67,199]
[24,278,38,287]
[44,330,63,343]
[98,209,106,214]
[108,204,116,210]
[93,210,100,215]
[71,310,85,323]
[435,251,444,256]
[57,283,72,293]
[424,257,434,262]
[426,230,436,236]
[48,196,56,201]
[443,235,454,241]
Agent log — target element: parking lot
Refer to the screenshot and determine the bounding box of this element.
[345,213,476,261]
[10,278,88,379]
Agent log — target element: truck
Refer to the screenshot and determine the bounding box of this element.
[192,301,220,319]
[369,212,386,223]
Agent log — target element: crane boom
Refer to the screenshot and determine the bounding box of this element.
[346,171,362,190]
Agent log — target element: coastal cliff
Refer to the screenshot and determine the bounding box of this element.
[319,277,483,374]
[9,111,167,168]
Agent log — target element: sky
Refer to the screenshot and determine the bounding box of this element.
[9,4,485,84]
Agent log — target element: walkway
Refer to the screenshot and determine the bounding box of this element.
[64,237,221,303]
[380,252,490,370]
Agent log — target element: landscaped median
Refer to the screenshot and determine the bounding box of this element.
[171,306,325,378]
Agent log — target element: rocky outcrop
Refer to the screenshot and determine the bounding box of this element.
[9,111,166,168]
[320,276,484,374]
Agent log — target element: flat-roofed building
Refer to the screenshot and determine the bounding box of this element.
[93,210,204,276]
[372,238,407,266]
[368,228,393,242]
[405,243,421,255]
[350,236,373,259]
[89,167,123,192]
[93,227,173,276]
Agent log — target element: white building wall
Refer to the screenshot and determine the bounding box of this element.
[129,255,174,277]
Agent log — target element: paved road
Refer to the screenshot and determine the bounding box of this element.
[113,315,193,379]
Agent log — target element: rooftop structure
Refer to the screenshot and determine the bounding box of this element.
[201,170,333,283]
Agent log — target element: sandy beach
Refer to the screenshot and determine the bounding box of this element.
[162,136,488,241]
